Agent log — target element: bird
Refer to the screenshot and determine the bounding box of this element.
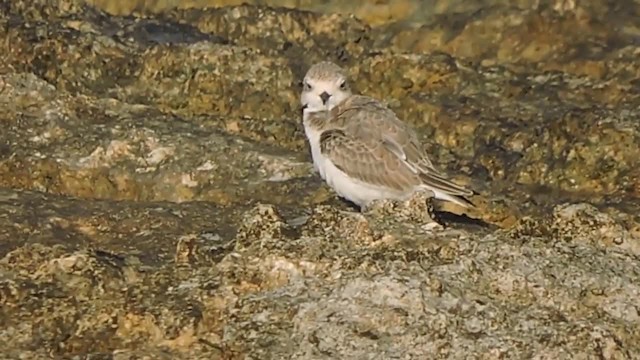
[300,61,476,210]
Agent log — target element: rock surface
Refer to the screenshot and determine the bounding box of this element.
[0,0,639,358]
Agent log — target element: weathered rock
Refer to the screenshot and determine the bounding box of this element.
[0,0,639,358]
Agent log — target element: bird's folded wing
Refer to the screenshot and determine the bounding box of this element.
[319,129,419,192]
[333,95,441,175]
[381,136,473,196]
[328,95,475,198]
[381,134,437,174]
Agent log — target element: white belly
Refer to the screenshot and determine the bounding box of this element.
[303,122,408,207]
[322,159,408,207]
[303,123,327,179]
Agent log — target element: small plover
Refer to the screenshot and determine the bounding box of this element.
[300,61,475,209]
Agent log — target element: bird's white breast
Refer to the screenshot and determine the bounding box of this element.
[303,121,327,179]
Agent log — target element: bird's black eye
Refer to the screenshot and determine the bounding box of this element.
[303,82,312,91]
[339,81,348,90]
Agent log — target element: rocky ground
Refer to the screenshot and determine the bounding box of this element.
[0,0,639,358]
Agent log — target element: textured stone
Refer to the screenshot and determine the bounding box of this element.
[0,0,639,358]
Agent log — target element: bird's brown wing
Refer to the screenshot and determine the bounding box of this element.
[319,129,420,192]
[330,95,475,198]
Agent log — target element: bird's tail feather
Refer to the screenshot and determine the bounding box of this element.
[418,172,476,208]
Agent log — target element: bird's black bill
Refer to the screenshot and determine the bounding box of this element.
[320,91,330,104]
